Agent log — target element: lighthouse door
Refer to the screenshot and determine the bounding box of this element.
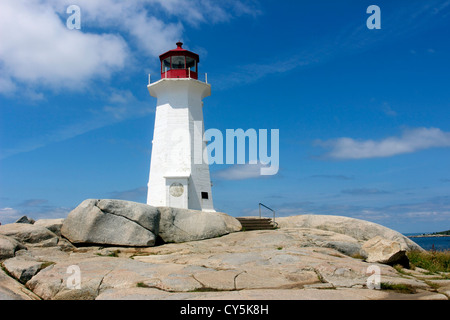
[165,177,189,209]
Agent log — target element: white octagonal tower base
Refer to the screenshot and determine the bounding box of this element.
[146,78,215,212]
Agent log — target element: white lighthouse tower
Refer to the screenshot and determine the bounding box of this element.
[146,42,215,212]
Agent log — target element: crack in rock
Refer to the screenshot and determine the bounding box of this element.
[94,203,155,233]
[234,271,246,291]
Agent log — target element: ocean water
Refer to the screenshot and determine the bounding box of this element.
[406,236,450,251]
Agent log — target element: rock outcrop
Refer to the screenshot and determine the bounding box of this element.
[1,228,444,301]
[0,223,59,247]
[2,207,448,301]
[2,254,50,284]
[61,199,160,247]
[34,219,64,237]
[276,215,422,251]
[0,266,40,300]
[0,235,26,260]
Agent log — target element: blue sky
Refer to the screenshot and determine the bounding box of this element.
[1,0,449,234]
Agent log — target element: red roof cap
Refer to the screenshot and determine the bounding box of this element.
[160,42,200,62]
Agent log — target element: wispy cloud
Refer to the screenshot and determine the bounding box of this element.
[0,201,71,225]
[316,127,450,160]
[265,195,450,230]
[17,199,49,207]
[108,186,147,202]
[213,163,268,181]
[382,103,398,117]
[341,188,390,195]
[0,208,21,224]
[1,114,116,160]
[309,174,355,181]
[215,1,450,89]
[1,92,155,160]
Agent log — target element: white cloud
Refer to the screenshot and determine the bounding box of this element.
[0,207,21,224]
[0,0,260,158]
[0,0,258,95]
[0,202,71,225]
[0,1,129,94]
[317,127,450,160]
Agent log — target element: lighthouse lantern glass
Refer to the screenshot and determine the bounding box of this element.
[171,56,185,69]
[159,43,200,79]
[162,58,171,72]
[186,57,196,72]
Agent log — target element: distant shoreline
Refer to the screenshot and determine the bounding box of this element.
[408,234,450,238]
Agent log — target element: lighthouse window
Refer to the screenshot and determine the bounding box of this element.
[162,58,171,72]
[186,57,197,72]
[171,56,185,69]
[201,192,209,200]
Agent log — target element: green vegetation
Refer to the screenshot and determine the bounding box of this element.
[350,253,365,260]
[407,250,450,274]
[393,264,410,276]
[39,261,55,270]
[136,282,151,288]
[380,282,416,294]
[96,249,121,257]
[433,230,450,236]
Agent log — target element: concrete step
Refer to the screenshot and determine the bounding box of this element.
[237,218,277,231]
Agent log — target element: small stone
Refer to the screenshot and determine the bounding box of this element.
[15,216,35,225]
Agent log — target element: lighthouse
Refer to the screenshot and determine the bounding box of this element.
[146,42,215,212]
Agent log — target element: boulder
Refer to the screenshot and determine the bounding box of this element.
[362,236,409,267]
[15,216,35,224]
[0,235,26,260]
[34,219,65,236]
[0,267,40,300]
[61,199,160,247]
[276,215,422,251]
[158,207,242,243]
[1,255,51,284]
[0,223,59,247]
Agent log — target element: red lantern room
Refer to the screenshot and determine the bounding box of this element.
[159,42,200,80]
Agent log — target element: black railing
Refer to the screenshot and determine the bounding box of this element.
[259,203,276,224]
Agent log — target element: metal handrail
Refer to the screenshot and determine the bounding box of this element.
[259,203,276,224]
